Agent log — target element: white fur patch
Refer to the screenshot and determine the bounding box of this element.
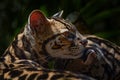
[60,29,68,33]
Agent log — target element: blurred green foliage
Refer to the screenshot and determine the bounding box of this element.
[0,0,120,55]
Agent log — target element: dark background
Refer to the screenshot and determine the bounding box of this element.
[0,0,120,55]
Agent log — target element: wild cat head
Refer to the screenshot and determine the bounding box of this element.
[24,10,87,59]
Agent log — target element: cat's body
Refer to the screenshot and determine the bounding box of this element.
[0,10,95,80]
[1,10,120,80]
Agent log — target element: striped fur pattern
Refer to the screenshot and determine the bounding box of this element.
[64,35,120,80]
[0,10,95,80]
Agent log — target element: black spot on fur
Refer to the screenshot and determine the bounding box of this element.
[12,42,27,59]
[19,74,27,80]
[27,73,38,80]
[9,64,14,68]
[3,51,16,62]
[25,68,38,71]
[9,70,23,78]
[22,35,32,52]
[37,74,48,80]
[17,60,30,64]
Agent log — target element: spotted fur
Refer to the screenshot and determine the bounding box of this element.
[0,10,95,80]
[64,35,120,80]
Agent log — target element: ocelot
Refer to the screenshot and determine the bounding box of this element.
[0,10,96,80]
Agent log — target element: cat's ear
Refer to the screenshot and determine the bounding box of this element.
[28,10,49,34]
[52,10,63,18]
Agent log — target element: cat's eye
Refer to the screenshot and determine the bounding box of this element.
[62,31,76,41]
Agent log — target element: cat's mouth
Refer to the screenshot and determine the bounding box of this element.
[69,45,85,56]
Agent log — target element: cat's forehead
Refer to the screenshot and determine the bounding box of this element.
[49,18,76,34]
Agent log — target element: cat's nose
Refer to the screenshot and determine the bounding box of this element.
[80,39,88,46]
